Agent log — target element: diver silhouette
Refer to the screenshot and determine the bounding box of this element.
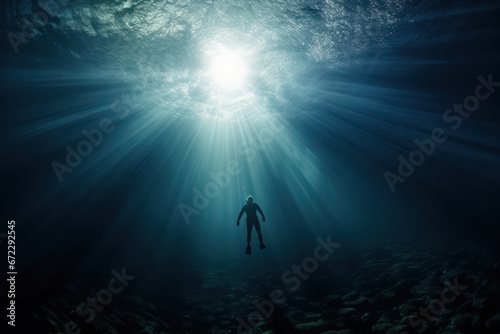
[236,195,266,255]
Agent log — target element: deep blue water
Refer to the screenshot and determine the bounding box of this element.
[1,0,500,333]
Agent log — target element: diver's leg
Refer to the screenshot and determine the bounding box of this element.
[245,222,252,255]
[246,221,252,244]
[254,221,265,249]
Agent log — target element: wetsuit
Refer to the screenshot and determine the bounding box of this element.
[237,203,265,245]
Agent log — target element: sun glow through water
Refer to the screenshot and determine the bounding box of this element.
[209,47,248,89]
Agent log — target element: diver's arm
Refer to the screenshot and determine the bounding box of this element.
[236,206,245,226]
[257,205,266,221]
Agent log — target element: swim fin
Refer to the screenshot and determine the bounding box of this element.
[260,243,266,250]
[245,245,251,255]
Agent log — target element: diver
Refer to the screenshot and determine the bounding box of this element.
[236,195,266,255]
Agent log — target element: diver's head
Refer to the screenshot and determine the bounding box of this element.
[246,195,253,204]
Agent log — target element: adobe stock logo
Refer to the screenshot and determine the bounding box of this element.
[236,235,340,334]
[49,267,135,334]
[51,94,132,183]
[178,114,294,225]
[178,160,243,224]
[384,73,499,192]
[6,0,73,54]
[400,276,467,334]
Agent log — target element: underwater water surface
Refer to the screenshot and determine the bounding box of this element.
[1,0,500,333]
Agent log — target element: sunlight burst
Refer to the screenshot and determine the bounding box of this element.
[209,48,248,89]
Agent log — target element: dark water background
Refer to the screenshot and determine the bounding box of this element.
[1,0,499,333]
